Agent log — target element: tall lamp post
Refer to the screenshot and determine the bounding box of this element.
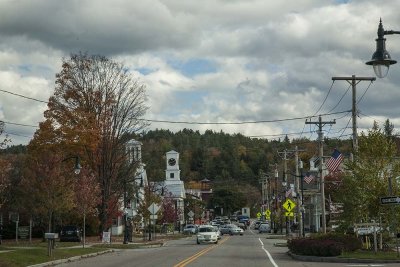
[366,18,399,78]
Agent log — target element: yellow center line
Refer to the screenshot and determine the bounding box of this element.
[173,236,230,267]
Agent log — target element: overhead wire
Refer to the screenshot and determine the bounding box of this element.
[313,80,335,116]
[357,80,374,105]
[327,83,351,113]
[0,89,48,103]
[0,83,358,144]
[139,110,350,125]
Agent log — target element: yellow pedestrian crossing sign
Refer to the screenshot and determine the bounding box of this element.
[285,211,294,217]
[283,199,296,212]
[257,212,261,219]
[265,209,271,217]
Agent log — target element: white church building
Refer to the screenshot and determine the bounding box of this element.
[162,150,186,230]
[111,139,148,236]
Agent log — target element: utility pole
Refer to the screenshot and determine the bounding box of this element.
[278,150,290,235]
[305,116,335,234]
[270,163,279,233]
[332,75,375,152]
[294,146,306,237]
[259,171,266,217]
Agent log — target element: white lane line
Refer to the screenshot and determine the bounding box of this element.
[346,265,385,267]
[258,238,279,267]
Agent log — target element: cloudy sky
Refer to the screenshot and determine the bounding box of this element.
[1,0,400,146]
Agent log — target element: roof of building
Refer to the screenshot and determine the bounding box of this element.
[164,182,186,199]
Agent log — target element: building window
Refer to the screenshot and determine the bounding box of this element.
[170,173,174,179]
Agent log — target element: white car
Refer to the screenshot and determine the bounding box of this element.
[213,226,222,240]
[196,225,219,244]
[259,223,271,233]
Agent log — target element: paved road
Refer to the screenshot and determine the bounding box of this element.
[57,230,400,267]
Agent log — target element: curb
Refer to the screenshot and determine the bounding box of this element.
[27,249,115,267]
[288,251,400,264]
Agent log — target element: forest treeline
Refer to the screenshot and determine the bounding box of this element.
[139,128,351,187]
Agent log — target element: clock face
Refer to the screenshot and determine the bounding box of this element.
[168,158,176,166]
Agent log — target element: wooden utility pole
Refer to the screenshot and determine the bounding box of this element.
[294,146,305,237]
[305,116,335,234]
[277,150,290,235]
[332,75,375,151]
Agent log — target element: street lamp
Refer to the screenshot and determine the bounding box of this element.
[366,18,400,78]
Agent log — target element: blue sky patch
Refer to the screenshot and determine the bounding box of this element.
[166,90,208,116]
[168,58,217,77]
[136,67,157,75]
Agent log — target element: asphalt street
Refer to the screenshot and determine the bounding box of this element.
[56,230,400,267]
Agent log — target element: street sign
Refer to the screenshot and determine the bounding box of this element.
[265,209,271,217]
[380,196,400,205]
[285,212,294,217]
[283,199,296,212]
[150,215,158,220]
[256,212,261,219]
[148,203,160,214]
[188,211,194,218]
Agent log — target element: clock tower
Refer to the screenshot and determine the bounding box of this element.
[166,150,180,183]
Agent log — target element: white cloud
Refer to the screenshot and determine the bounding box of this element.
[0,0,400,144]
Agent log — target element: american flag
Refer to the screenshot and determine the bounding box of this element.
[325,149,344,173]
[304,173,315,184]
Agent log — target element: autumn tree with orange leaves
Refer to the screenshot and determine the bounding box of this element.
[28,53,148,233]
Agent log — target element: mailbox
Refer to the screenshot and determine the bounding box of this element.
[45,233,59,239]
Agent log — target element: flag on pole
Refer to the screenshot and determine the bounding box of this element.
[304,173,315,184]
[325,149,344,172]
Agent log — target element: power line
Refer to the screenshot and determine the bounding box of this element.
[357,81,374,105]
[139,110,350,125]
[1,121,38,128]
[313,80,335,116]
[327,84,351,113]
[0,89,48,103]
[4,131,33,138]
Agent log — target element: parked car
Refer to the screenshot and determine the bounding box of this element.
[213,226,222,239]
[196,225,219,244]
[237,222,247,230]
[253,221,262,230]
[59,225,81,242]
[183,224,197,235]
[220,224,244,235]
[258,223,271,233]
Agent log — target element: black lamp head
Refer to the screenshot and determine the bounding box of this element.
[366,19,397,78]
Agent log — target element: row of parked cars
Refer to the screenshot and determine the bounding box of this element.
[183,222,245,245]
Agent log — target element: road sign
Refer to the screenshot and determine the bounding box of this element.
[265,209,271,217]
[148,203,160,214]
[150,215,158,220]
[256,212,261,219]
[285,212,294,217]
[188,211,194,218]
[283,199,296,212]
[380,196,400,205]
